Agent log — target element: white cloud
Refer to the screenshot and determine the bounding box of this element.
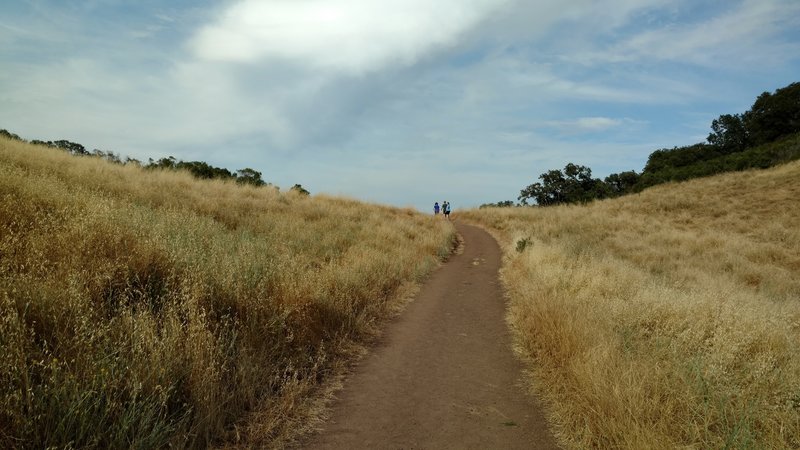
[190,0,508,74]
[579,0,800,67]
[544,117,622,134]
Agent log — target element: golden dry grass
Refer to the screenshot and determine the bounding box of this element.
[461,161,800,449]
[0,137,455,448]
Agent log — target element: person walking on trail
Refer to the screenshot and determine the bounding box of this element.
[443,201,451,219]
[434,202,440,216]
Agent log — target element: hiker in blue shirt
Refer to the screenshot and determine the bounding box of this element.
[434,202,440,215]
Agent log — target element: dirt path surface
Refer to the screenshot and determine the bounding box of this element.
[301,222,558,449]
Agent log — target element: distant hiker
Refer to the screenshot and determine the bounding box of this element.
[434,202,440,215]
[443,201,451,219]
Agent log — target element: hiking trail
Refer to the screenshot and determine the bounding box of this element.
[301,222,558,449]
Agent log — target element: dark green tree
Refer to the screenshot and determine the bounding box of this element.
[604,170,640,196]
[479,200,516,208]
[0,129,23,141]
[641,143,719,175]
[147,156,177,170]
[236,168,266,186]
[146,158,236,181]
[708,113,748,153]
[176,161,234,180]
[53,140,88,155]
[519,163,606,206]
[290,184,310,196]
[744,82,800,146]
[92,149,122,164]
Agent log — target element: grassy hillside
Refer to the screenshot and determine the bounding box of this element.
[462,161,800,449]
[0,136,455,448]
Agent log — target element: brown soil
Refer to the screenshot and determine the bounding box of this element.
[300,222,559,449]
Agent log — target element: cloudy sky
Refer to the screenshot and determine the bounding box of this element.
[2,0,799,211]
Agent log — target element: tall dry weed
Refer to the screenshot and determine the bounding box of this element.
[0,137,455,448]
[463,161,800,449]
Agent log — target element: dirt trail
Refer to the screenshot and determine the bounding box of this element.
[301,222,558,449]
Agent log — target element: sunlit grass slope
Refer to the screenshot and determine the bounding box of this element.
[462,161,800,449]
[0,137,455,448]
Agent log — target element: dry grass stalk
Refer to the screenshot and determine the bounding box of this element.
[0,137,455,448]
[462,161,800,449]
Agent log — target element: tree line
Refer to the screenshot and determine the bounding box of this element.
[0,130,310,195]
[482,81,800,208]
